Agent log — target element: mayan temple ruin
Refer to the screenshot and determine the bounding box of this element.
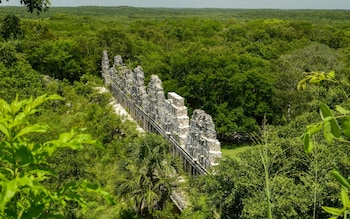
[102,51,222,171]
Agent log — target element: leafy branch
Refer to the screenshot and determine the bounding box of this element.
[0,94,114,218]
[299,71,350,218]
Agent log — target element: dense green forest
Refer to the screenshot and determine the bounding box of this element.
[1,6,350,218]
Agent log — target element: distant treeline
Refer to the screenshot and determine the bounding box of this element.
[1,6,350,23]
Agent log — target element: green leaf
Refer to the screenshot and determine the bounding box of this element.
[17,176,34,187]
[340,188,349,207]
[10,112,28,129]
[0,153,14,169]
[322,206,342,216]
[0,123,10,138]
[73,134,95,145]
[0,180,18,213]
[23,94,62,116]
[27,166,55,180]
[29,95,48,110]
[309,73,325,84]
[336,105,350,115]
[327,70,335,79]
[15,124,49,139]
[31,94,63,110]
[297,78,307,90]
[320,103,341,139]
[303,132,313,154]
[21,204,45,218]
[341,116,350,140]
[320,103,335,120]
[323,120,334,144]
[10,96,26,115]
[46,94,64,101]
[306,123,322,135]
[64,191,85,202]
[58,132,74,143]
[17,145,34,166]
[0,99,11,115]
[331,169,350,189]
[0,167,13,179]
[50,130,96,150]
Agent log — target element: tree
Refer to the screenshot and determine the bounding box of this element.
[0,42,18,67]
[0,0,50,14]
[0,15,23,40]
[193,157,243,219]
[273,43,343,123]
[116,134,180,218]
[28,39,84,81]
[0,94,114,218]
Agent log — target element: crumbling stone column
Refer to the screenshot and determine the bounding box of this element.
[131,66,148,107]
[113,55,123,68]
[102,50,111,85]
[165,92,189,147]
[186,109,222,168]
[147,75,165,124]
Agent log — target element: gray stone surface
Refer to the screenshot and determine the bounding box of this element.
[113,55,123,67]
[186,109,222,168]
[101,50,110,85]
[148,75,165,124]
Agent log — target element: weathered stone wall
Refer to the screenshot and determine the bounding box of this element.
[186,109,222,168]
[102,51,222,169]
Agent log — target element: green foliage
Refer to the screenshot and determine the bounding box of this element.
[0,59,45,101]
[2,6,350,217]
[298,71,336,91]
[191,158,243,219]
[0,42,18,68]
[2,7,349,141]
[27,39,83,81]
[0,94,114,218]
[0,14,23,40]
[300,71,350,218]
[116,134,180,218]
[302,72,350,153]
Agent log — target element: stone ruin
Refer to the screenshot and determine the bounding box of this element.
[102,51,222,169]
[186,110,222,169]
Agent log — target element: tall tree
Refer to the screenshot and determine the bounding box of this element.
[0,15,23,40]
[116,134,180,218]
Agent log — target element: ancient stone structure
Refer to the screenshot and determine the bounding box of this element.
[186,110,222,168]
[102,51,222,171]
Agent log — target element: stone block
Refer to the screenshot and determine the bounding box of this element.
[177,116,189,128]
[168,92,185,107]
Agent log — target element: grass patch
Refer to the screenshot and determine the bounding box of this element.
[221,145,251,159]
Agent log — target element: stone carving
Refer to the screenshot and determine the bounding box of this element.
[102,50,221,170]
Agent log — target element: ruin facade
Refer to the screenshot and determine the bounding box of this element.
[102,51,222,170]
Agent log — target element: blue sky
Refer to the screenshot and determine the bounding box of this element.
[1,0,350,9]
